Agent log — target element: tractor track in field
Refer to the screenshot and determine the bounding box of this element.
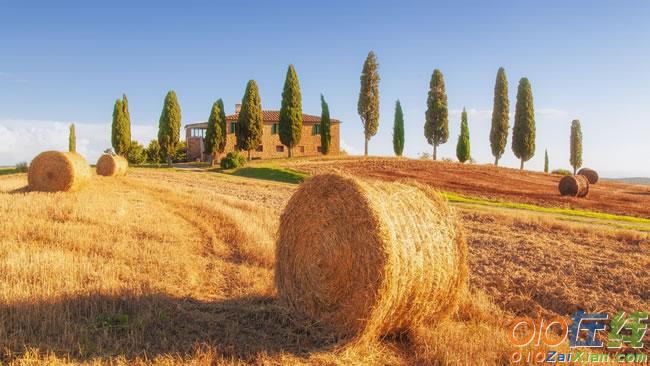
[119,177,275,299]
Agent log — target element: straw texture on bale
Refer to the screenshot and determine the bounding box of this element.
[96,154,129,176]
[559,175,590,197]
[28,151,91,192]
[275,173,468,340]
[577,168,599,184]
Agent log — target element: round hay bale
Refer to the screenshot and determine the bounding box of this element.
[28,151,91,192]
[577,168,599,184]
[558,175,590,197]
[96,154,129,176]
[275,173,468,339]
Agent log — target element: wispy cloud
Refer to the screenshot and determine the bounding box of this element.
[0,72,29,83]
[536,108,569,119]
[0,119,157,165]
[449,108,493,120]
[449,108,569,121]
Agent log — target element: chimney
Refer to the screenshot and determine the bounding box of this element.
[235,104,242,113]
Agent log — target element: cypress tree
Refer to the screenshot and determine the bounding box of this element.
[357,51,380,156]
[205,99,227,165]
[570,119,583,175]
[157,91,181,166]
[393,100,405,156]
[456,108,470,163]
[490,67,509,166]
[112,95,131,155]
[216,99,227,154]
[544,149,549,173]
[279,65,302,157]
[236,80,263,160]
[512,77,536,170]
[68,123,76,153]
[424,69,448,160]
[320,94,331,155]
[122,94,131,145]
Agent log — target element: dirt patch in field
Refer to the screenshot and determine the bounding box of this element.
[284,157,650,219]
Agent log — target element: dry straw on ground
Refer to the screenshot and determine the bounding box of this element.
[96,154,129,176]
[275,173,468,341]
[578,167,599,184]
[558,175,590,197]
[27,151,91,192]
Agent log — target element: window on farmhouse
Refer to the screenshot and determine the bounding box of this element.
[230,122,236,134]
[317,146,322,153]
[313,125,320,135]
[191,128,206,138]
[256,145,264,152]
[272,123,279,134]
[299,146,305,153]
[276,145,284,152]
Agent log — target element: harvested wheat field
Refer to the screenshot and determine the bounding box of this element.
[282,157,650,219]
[0,166,648,365]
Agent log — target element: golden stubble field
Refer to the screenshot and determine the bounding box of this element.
[0,166,648,365]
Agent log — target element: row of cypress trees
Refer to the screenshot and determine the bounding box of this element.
[358,51,552,170]
[105,54,584,171]
[108,65,334,166]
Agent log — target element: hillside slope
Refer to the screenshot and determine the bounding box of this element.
[283,157,650,219]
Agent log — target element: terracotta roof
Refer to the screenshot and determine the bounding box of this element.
[226,110,340,123]
[185,110,340,129]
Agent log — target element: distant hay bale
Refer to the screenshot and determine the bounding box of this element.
[28,151,91,192]
[558,175,590,197]
[275,173,468,339]
[577,168,599,184]
[96,154,128,176]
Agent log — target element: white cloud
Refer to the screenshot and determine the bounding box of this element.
[340,138,362,156]
[0,119,157,166]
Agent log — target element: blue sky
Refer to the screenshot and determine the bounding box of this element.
[1,0,649,177]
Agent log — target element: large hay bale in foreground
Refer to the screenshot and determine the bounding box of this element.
[558,175,590,197]
[276,173,468,339]
[577,168,599,184]
[96,154,128,176]
[28,151,91,192]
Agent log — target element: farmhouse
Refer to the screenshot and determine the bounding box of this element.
[185,104,341,161]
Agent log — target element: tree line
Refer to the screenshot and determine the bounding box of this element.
[103,65,333,166]
[73,51,583,172]
[357,51,585,172]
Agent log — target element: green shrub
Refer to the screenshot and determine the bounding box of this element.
[172,141,187,163]
[125,140,147,165]
[15,162,28,173]
[220,151,247,169]
[551,169,572,176]
[145,140,162,164]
